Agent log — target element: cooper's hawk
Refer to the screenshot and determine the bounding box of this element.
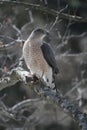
[23,28,59,89]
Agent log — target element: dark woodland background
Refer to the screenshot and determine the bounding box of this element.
[0,0,87,129]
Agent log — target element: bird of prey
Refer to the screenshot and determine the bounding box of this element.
[23,28,59,89]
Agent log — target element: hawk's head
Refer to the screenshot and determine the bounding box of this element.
[30,28,49,40]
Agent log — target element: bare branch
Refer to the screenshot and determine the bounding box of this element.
[0,39,24,52]
[0,0,87,22]
[0,99,41,127]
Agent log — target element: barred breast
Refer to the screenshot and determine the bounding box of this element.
[23,40,50,78]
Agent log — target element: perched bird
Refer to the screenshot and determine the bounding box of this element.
[23,28,59,89]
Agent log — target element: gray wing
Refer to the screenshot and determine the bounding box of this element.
[41,42,59,74]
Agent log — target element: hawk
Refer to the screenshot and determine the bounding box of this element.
[23,28,59,89]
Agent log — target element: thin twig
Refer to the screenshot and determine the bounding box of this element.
[10,98,41,111]
[64,79,87,97]
[60,52,87,57]
[49,5,68,31]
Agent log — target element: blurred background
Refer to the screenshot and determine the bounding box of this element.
[0,0,87,129]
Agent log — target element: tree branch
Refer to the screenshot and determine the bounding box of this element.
[0,66,87,129]
[0,0,87,22]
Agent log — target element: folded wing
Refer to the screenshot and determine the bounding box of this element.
[41,42,59,74]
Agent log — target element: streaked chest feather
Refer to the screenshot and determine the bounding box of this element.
[29,45,49,71]
[23,41,49,73]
